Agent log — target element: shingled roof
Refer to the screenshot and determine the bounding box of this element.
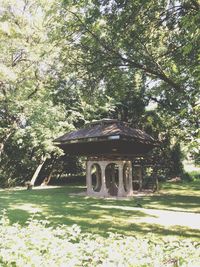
[54,119,155,145]
[54,119,157,157]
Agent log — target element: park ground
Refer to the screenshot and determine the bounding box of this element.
[0,180,200,241]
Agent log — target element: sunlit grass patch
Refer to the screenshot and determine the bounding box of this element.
[160,180,200,196]
[0,181,200,240]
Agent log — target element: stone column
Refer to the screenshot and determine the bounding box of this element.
[118,161,125,197]
[86,161,93,194]
[99,162,108,197]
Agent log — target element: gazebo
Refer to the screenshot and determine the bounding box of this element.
[54,119,158,197]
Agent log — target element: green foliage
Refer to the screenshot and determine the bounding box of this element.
[169,143,184,177]
[0,211,199,267]
[188,170,200,181]
[55,0,199,174]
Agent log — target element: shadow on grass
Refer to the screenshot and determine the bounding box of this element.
[0,184,200,240]
[119,194,200,213]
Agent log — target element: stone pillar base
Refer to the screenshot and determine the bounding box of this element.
[86,159,134,198]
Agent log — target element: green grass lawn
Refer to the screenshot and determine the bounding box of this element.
[0,181,200,240]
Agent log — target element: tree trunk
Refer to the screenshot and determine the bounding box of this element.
[30,156,47,186]
[41,169,54,186]
[57,170,64,179]
[40,155,58,185]
[46,171,53,184]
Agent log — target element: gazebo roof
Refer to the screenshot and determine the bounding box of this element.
[54,119,158,157]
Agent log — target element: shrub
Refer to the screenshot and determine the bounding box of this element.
[189,171,200,181]
[0,211,199,267]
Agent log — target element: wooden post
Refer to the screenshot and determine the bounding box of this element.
[128,162,133,195]
[139,166,143,191]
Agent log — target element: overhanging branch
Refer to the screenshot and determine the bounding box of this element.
[65,9,182,92]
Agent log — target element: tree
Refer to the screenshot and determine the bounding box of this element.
[0,0,115,186]
[1,0,199,187]
[0,0,72,186]
[54,0,199,170]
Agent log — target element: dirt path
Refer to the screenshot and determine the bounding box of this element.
[92,204,200,230]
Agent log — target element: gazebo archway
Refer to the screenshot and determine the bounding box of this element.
[91,163,102,192]
[105,163,119,196]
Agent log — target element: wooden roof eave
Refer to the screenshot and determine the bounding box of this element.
[54,134,122,145]
[54,137,158,148]
[119,135,157,146]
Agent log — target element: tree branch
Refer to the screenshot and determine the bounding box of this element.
[65,9,182,92]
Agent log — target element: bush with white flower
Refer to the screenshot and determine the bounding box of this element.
[0,210,199,267]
